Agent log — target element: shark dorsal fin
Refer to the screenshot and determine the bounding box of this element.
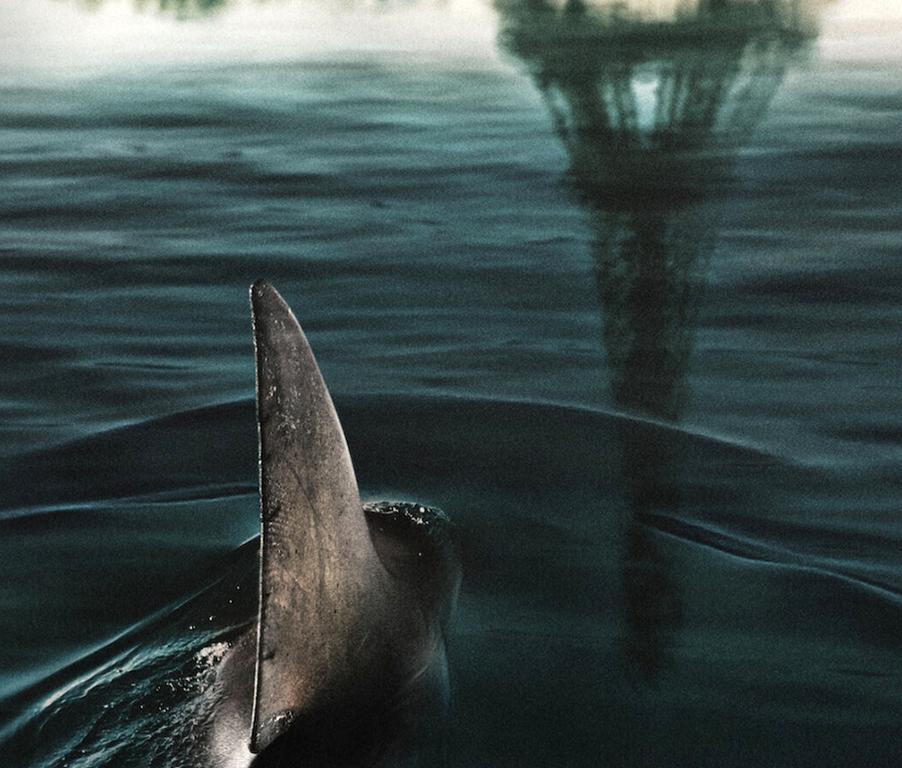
[249,281,386,753]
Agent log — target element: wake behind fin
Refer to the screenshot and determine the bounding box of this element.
[249,281,388,753]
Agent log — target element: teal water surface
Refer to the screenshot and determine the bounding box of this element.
[1,0,901,765]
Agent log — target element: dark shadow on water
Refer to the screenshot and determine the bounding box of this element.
[498,0,825,682]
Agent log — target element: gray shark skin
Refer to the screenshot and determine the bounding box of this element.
[207,281,459,768]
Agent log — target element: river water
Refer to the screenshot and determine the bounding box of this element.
[1,0,901,765]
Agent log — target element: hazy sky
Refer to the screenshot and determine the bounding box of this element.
[0,0,899,81]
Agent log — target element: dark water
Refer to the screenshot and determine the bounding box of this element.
[1,0,902,765]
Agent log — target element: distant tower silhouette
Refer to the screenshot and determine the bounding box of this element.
[498,0,825,679]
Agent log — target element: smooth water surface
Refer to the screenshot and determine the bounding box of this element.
[1,0,901,765]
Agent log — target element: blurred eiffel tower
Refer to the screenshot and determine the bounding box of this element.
[500,0,825,417]
[499,0,826,679]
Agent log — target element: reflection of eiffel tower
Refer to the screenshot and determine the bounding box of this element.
[501,0,815,196]
[499,0,824,680]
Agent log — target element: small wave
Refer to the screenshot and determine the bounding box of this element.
[0,393,788,518]
[647,513,902,608]
[0,539,257,750]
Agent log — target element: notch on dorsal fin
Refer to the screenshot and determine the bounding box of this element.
[249,281,388,753]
